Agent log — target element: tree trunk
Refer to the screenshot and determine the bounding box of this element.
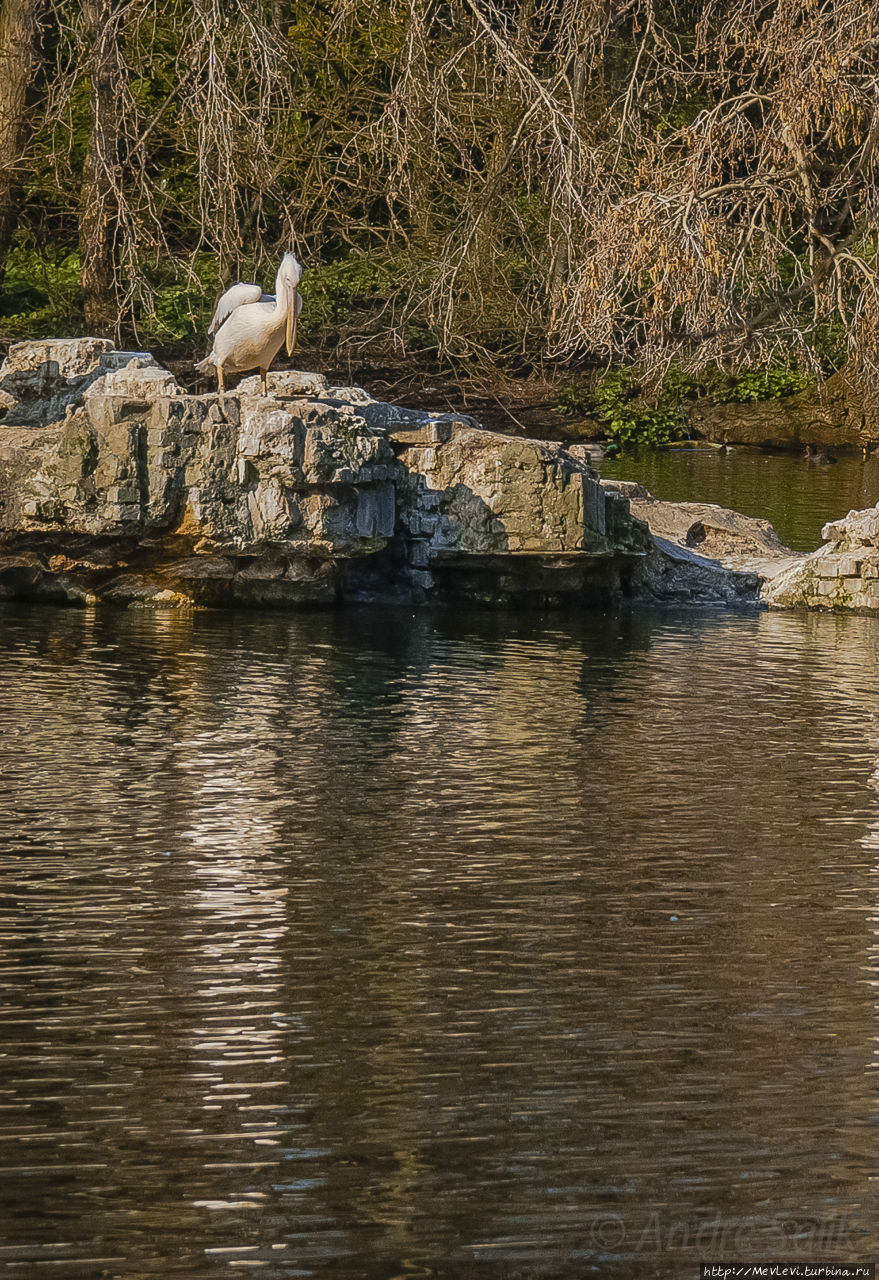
[549,51,586,315]
[0,0,50,294]
[78,0,123,338]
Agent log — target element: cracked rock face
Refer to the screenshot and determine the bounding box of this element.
[763,505,879,612]
[600,478,879,612]
[599,480,802,606]
[0,340,652,608]
[0,338,166,430]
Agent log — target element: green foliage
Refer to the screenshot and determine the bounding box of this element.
[592,369,688,447]
[557,360,817,448]
[511,192,549,241]
[652,92,713,137]
[140,281,211,346]
[138,256,222,347]
[0,248,82,339]
[556,382,592,418]
[0,244,412,351]
[712,367,814,402]
[809,320,848,374]
[559,368,687,448]
[297,254,398,332]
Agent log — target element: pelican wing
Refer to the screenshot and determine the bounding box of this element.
[208,282,267,335]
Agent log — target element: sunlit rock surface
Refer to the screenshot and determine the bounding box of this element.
[764,506,879,612]
[600,480,879,613]
[0,339,652,608]
[12,339,876,612]
[597,480,797,605]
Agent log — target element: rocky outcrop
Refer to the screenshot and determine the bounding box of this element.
[620,484,803,577]
[602,479,879,614]
[599,480,803,606]
[0,339,653,608]
[763,506,879,612]
[688,374,876,452]
[14,337,879,614]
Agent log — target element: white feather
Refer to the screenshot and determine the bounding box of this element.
[208,282,269,334]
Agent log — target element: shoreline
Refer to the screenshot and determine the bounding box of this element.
[2,339,878,616]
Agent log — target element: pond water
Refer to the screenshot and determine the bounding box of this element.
[600,447,879,551]
[1,602,877,1278]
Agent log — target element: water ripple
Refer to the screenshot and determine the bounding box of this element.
[0,604,877,1276]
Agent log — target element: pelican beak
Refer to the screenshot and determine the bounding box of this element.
[286,292,298,356]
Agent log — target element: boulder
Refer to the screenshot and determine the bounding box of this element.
[688,373,876,451]
[0,339,169,431]
[600,480,802,604]
[763,504,879,612]
[0,342,653,608]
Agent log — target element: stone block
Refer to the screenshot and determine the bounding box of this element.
[580,475,607,538]
[238,370,327,398]
[167,556,235,580]
[354,483,395,539]
[389,420,453,446]
[817,554,858,577]
[325,385,373,405]
[94,365,179,399]
[105,503,142,524]
[99,350,157,370]
[246,484,301,539]
[107,484,140,504]
[235,558,285,580]
[822,508,879,546]
[399,445,438,470]
[1,338,113,379]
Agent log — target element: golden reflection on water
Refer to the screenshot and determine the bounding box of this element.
[0,603,878,1276]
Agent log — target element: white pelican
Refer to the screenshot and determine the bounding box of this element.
[196,253,303,397]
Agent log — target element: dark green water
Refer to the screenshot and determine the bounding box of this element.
[600,447,879,551]
[1,602,877,1278]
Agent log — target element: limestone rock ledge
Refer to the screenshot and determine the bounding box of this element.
[763,506,879,612]
[0,339,653,609]
[598,480,800,606]
[602,480,879,614]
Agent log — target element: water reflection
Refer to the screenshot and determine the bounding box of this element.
[0,603,877,1276]
[600,447,879,551]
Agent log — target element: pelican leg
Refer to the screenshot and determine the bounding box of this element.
[260,367,268,397]
[217,365,225,408]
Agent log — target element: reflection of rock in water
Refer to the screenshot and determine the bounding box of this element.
[804,444,836,465]
[3,602,879,1268]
